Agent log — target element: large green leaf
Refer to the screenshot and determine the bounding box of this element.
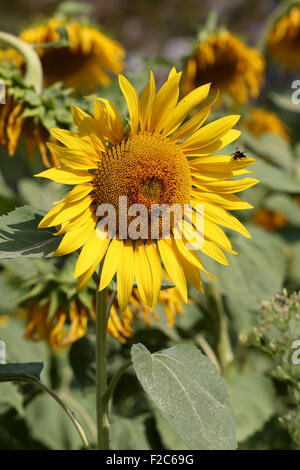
[153,409,189,450]
[225,372,277,443]
[131,343,237,450]
[0,206,61,258]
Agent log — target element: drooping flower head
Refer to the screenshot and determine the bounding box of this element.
[16,17,125,93]
[0,57,74,166]
[243,107,290,142]
[23,286,185,348]
[181,31,265,105]
[37,69,258,312]
[267,4,300,72]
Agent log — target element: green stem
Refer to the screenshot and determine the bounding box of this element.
[104,359,132,411]
[207,283,234,373]
[29,380,90,449]
[95,264,109,450]
[0,32,43,93]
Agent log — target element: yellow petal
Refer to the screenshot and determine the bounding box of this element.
[145,240,162,309]
[119,75,139,135]
[157,238,187,302]
[134,239,153,307]
[117,239,135,312]
[163,83,211,136]
[74,228,110,278]
[52,216,96,257]
[202,202,251,238]
[180,115,240,152]
[171,105,211,142]
[194,177,259,193]
[38,196,93,228]
[50,128,98,157]
[149,71,182,133]
[183,129,241,157]
[35,168,92,184]
[47,143,98,169]
[139,71,156,132]
[99,238,123,291]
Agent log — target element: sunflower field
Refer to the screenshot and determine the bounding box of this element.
[0,0,300,453]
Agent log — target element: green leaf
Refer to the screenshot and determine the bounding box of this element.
[153,409,189,450]
[265,194,300,227]
[110,414,151,450]
[0,362,43,383]
[0,206,61,258]
[225,372,277,442]
[131,343,237,450]
[25,393,83,450]
[252,158,300,193]
[0,382,24,416]
[243,131,293,171]
[204,226,286,332]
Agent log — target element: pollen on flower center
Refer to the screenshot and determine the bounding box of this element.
[92,133,192,235]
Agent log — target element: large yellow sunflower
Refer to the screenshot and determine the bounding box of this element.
[267,5,300,72]
[37,69,258,312]
[181,31,265,105]
[18,18,125,93]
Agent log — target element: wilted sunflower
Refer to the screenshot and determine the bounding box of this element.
[252,208,287,231]
[267,5,300,71]
[37,69,258,312]
[23,286,184,348]
[243,107,290,142]
[181,31,265,105]
[0,95,50,165]
[18,18,125,93]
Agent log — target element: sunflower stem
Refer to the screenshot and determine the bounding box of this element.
[0,32,43,93]
[95,263,109,450]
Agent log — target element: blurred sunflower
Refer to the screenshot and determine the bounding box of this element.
[267,5,300,72]
[252,208,287,231]
[17,18,125,93]
[37,69,258,312]
[181,31,265,105]
[23,287,184,348]
[243,107,290,142]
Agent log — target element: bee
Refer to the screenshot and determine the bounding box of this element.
[232,147,248,160]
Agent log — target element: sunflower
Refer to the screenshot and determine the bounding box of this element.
[252,208,287,231]
[23,286,185,348]
[18,18,125,93]
[0,95,51,165]
[181,31,265,105]
[37,69,258,312]
[243,107,290,142]
[267,5,300,72]
[24,299,89,349]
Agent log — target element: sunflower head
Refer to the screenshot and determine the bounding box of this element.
[243,107,290,142]
[181,31,265,106]
[37,69,258,313]
[0,59,74,166]
[267,4,300,72]
[18,17,125,93]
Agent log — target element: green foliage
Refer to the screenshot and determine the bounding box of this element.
[131,343,237,450]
